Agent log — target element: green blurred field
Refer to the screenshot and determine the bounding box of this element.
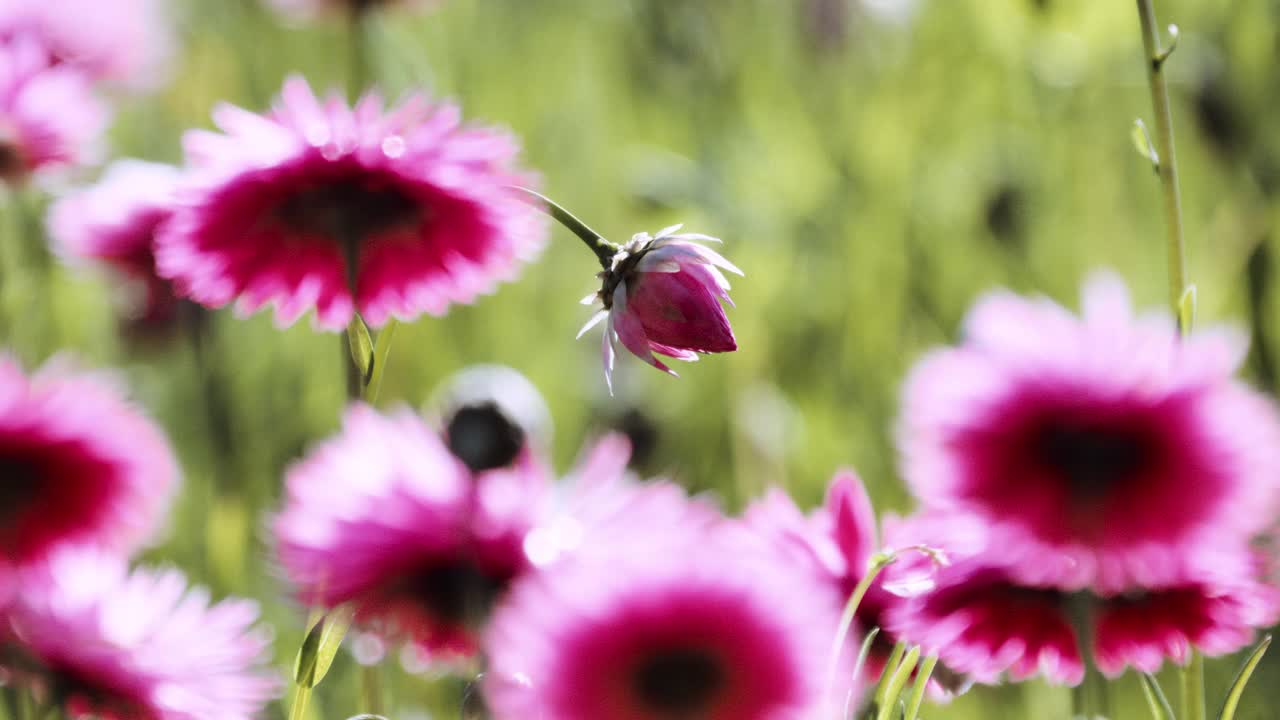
[5,0,1280,717]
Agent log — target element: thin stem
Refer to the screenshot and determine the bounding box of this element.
[1136,0,1187,330]
[288,686,311,720]
[1181,651,1205,720]
[1068,593,1107,718]
[507,186,618,268]
[361,663,383,716]
[347,5,370,102]
[823,552,896,713]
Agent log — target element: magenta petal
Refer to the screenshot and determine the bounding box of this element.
[626,266,736,354]
[825,469,878,572]
[611,284,675,376]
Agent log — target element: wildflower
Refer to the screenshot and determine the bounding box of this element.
[484,521,843,720]
[429,364,552,473]
[578,225,740,391]
[0,0,174,91]
[2,548,277,720]
[0,34,107,183]
[898,272,1280,591]
[273,405,546,659]
[49,160,182,325]
[157,76,545,330]
[0,355,177,568]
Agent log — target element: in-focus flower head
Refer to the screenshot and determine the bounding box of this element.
[0,33,108,183]
[3,548,277,720]
[49,159,183,324]
[899,272,1280,591]
[274,404,546,659]
[0,354,177,568]
[485,519,845,720]
[158,76,546,331]
[578,224,741,392]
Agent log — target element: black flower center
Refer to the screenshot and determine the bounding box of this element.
[409,561,507,627]
[1034,421,1152,498]
[632,647,726,716]
[272,176,421,278]
[0,453,42,526]
[0,141,26,183]
[445,403,524,472]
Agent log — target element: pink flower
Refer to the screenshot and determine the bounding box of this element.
[49,160,182,324]
[898,272,1280,591]
[0,34,108,183]
[0,0,175,91]
[2,548,277,720]
[274,404,547,659]
[744,470,905,681]
[484,521,844,720]
[157,76,546,331]
[578,225,741,392]
[0,355,177,568]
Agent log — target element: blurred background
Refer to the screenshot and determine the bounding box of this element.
[4,0,1280,717]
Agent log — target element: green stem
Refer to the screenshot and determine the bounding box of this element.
[877,645,921,720]
[347,5,370,102]
[288,686,311,720]
[1181,651,1205,720]
[1135,0,1187,330]
[824,552,896,713]
[903,655,938,720]
[1068,593,1108,718]
[361,663,383,716]
[508,187,618,268]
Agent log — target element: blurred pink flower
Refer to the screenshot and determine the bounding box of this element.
[484,520,844,720]
[744,470,905,681]
[274,404,548,659]
[157,76,546,331]
[0,0,174,92]
[578,225,741,392]
[899,272,1280,591]
[49,160,182,324]
[3,548,277,720]
[0,34,108,183]
[0,355,177,568]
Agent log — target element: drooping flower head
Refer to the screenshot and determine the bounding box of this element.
[49,160,183,325]
[899,272,1280,591]
[274,404,547,659]
[0,0,175,92]
[578,225,741,392]
[886,512,1279,685]
[0,34,108,183]
[484,518,845,720]
[2,548,277,720]
[0,355,177,568]
[744,470,907,678]
[158,76,546,331]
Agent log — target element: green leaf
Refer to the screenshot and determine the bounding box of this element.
[1177,285,1197,334]
[293,605,355,689]
[346,314,375,389]
[366,318,398,404]
[876,645,921,720]
[1219,634,1271,720]
[1132,118,1159,171]
[1141,672,1176,720]
[903,655,938,720]
[873,641,907,708]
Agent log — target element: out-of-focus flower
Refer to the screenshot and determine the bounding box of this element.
[2,548,277,720]
[49,159,182,325]
[887,512,1278,685]
[745,470,905,678]
[265,0,438,22]
[484,519,845,720]
[428,365,552,473]
[157,76,546,331]
[0,34,108,183]
[0,0,174,92]
[578,225,740,392]
[274,405,546,659]
[899,272,1280,591]
[0,355,177,568]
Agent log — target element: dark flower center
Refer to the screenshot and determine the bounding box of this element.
[272,176,421,276]
[409,560,508,627]
[1033,421,1152,498]
[0,455,40,526]
[0,141,26,183]
[445,403,524,472]
[632,647,726,716]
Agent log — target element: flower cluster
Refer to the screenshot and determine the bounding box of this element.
[0,355,277,720]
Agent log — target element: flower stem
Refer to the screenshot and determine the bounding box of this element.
[823,551,896,713]
[288,686,311,720]
[508,187,618,268]
[1135,0,1187,330]
[1181,650,1205,720]
[347,4,370,102]
[361,662,383,716]
[1068,593,1109,718]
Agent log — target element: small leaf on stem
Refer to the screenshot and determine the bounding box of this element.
[1219,634,1271,720]
[1132,119,1160,171]
[293,605,356,689]
[346,314,375,388]
[1140,672,1176,720]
